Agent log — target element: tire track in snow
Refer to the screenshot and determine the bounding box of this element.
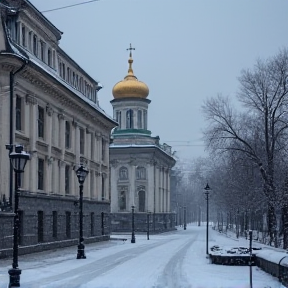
[155,231,199,288]
[22,239,173,288]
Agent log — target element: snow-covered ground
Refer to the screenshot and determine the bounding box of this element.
[0,225,282,288]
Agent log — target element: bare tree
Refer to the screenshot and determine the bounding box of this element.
[202,48,288,246]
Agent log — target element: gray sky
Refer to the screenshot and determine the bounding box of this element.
[29,0,288,160]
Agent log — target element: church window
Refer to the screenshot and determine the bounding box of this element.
[65,121,71,149]
[15,95,22,131]
[119,167,128,180]
[126,109,134,129]
[116,111,121,128]
[136,167,146,180]
[138,190,145,212]
[38,106,45,138]
[119,188,127,211]
[144,110,147,130]
[137,110,142,129]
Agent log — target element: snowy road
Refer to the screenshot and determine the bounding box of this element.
[0,225,281,288]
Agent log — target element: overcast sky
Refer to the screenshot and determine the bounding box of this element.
[29,0,288,160]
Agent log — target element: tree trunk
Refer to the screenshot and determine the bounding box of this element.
[267,202,278,247]
[282,205,288,249]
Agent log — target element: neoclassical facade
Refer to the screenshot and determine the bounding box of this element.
[110,46,176,232]
[0,0,116,257]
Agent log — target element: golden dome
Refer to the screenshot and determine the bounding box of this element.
[112,45,149,99]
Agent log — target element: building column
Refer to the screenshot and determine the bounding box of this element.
[52,159,58,194]
[96,171,101,201]
[26,95,37,192]
[46,104,53,193]
[58,112,65,160]
[59,160,65,195]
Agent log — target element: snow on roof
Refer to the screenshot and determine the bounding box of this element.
[109,143,176,160]
[25,51,115,124]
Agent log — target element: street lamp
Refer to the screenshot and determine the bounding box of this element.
[147,211,151,240]
[75,164,89,259]
[184,206,187,230]
[204,183,211,255]
[131,205,136,243]
[8,145,30,288]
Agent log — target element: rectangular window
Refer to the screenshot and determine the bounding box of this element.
[80,128,85,154]
[38,158,44,190]
[15,95,22,131]
[40,40,45,61]
[28,31,32,50]
[38,106,44,138]
[65,211,71,238]
[52,211,57,238]
[65,121,70,149]
[47,49,52,67]
[33,34,38,56]
[37,211,44,242]
[21,25,26,47]
[65,165,70,194]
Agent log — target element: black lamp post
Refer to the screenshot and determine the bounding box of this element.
[131,205,136,243]
[184,206,187,230]
[75,164,89,259]
[8,145,30,288]
[147,211,151,240]
[204,183,211,255]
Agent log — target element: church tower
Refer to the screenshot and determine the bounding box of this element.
[111,44,150,138]
[109,45,176,234]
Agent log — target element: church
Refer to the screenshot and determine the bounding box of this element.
[109,45,176,233]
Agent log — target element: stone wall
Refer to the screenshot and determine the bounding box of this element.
[0,192,111,259]
[111,212,176,233]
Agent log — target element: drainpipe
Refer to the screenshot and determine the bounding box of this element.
[7,61,27,208]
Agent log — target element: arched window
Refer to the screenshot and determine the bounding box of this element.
[136,167,146,180]
[137,110,142,129]
[119,167,128,180]
[138,190,145,212]
[126,109,133,129]
[119,188,127,211]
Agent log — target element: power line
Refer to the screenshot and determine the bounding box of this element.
[41,0,100,13]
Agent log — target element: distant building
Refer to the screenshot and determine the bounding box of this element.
[109,46,176,232]
[0,0,116,257]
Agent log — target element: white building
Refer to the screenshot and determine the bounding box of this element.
[109,46,176,232]
[0,0,116,256]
